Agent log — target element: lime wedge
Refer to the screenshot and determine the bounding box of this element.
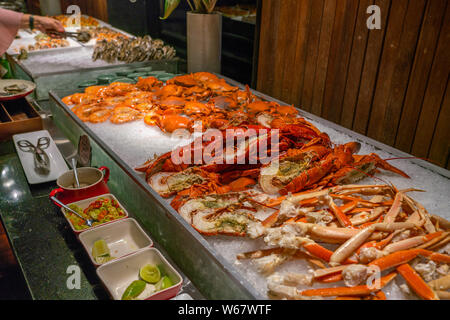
[95,255,115,264]
[155,276,173,291]
[121,280,147,300]
[92,239,110,259]
[140,264,161,284]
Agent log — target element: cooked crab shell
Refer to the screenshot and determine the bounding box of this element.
[149,170,206,198]
[179,192,248,223]
[178,191,268,236]
[259,156,313,195]
[191,208,259,236]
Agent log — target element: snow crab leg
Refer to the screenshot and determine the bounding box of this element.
[300,272,397,297]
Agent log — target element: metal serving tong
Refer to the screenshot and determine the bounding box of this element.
[17,137,51,174]
[47,30,92,43]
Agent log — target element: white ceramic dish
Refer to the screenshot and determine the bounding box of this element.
[13,130,69,185]
[62,194,128,234]
[171,293,194,300]
[79,218,153,267]
[17,29,40,39]
[96,248,183,300]
[0,79,36,101]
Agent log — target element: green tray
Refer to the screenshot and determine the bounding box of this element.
[97,74,118,84]
[78,80,99,88]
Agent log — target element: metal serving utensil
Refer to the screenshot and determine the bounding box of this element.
[47,30,92,43]
[77,135,92,167]
[17,137,51,174]
[50,196,96,228]
[65,135,90,187]
[71,157,80,188]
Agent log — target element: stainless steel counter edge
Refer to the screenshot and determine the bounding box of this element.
[9,53,181,78]
[48,90,265,300]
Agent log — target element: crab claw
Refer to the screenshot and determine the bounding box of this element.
[353,154,410,179]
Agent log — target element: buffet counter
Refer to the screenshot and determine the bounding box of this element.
[0,109,203,300]
[7,53,180,102]
[45,75,450,300]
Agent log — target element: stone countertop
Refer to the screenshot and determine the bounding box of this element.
[0,140,107,300]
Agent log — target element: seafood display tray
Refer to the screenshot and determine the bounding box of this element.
[80,25,136,47]
[11,17,127,53]
[6,37,82,56]
[62,15,111,32]
[47,76,450,300]
[7,51,179,101]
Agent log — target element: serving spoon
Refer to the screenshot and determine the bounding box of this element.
[50,196,96,227]
[71,157,80,188]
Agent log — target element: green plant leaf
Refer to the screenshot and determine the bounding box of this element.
[160,0,181,20]
[186,0,194,11]
[201,0,218,13]
[192,0,205,13]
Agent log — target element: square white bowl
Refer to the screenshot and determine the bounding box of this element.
[171,293,194,300]
[96,248,183,300]
[79,218,154,267]
[61,194,128,234]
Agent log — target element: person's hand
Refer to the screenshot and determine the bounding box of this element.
[34,16,65,34]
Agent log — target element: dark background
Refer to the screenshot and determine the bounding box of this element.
[107,0,259,85]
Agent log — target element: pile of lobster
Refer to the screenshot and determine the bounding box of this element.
[64,73,450,300]
[136,126,410,208]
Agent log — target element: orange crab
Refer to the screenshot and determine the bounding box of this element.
[167,74,199,87]
[110,106,142,124]
[183,101,212,117]
[136,76,163,91]
[155,84,185,98]
[144,112,193,134]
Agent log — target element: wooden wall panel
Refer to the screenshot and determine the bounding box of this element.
[272,0,298,99]
[340,0,372,129]
[26,0,42,14]
[394,0,446,153]
[379,0,427,146]
[310,0,336,116]
[352,0,390,135]
[257,0,281,96]
[366,0,408,141]
[288,0,312,103]
[59,0,108,22]
[411,3,450,158]
[256,0,450,168]
[428,79,450,168]
[302,0,325,113]
[321,0,359,124]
